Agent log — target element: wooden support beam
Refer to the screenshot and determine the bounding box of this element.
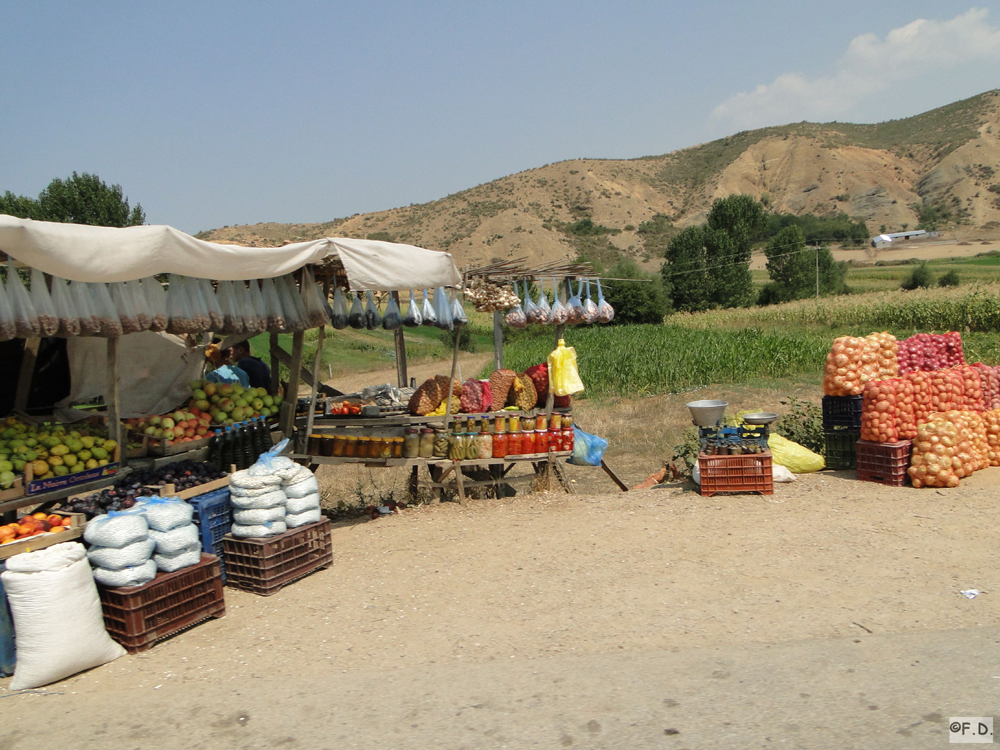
[443,322,462,430]
[269,332,280,395]
[106,337,124,466]
[281,330,305,440]
[13,338,40,413]
[303,327,325,452]
[392,291,408,388]
[600,459,629,492]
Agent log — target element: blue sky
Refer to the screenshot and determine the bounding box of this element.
[2,2,999,234]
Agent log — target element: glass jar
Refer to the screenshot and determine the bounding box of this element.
[392,436,404,458]
[366,436,381,458]
[322,436,336,456]
[403,428,420,458]
[478,430,493,459]
[537,429,550,453]
[345,435,359,457]
[508,429,522,456]
[332,434,347,457]
[562,414,574,430]
[493,430,508,458]
[433,429,450,458]
[307,434,320,454]
[549,413,562,431]
[418,428,435,458]
[563,428,574,451]
[494,415,506,433]
[522,428,536,455]
[535,414,547,431]
[508,414,520,433]
[448,433,463,460]
[380,438,392,460]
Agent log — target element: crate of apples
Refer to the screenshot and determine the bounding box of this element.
[0,512,73,545]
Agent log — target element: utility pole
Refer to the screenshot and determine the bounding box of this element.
[815,246,820,300]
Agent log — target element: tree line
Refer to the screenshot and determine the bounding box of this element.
[1,172,145,227]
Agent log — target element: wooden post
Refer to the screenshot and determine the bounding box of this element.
[13,338,40,413]
[443,322,462,430]
[106,337,123,466]
[392,291,407,388]
[492,310,503,370]
[303,326,324,454]
[269,332,280,396]
[282,330,305,444]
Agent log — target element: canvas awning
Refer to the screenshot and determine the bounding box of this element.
[0,216,462,291]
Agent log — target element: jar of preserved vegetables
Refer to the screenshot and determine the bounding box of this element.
[345,435,359,457]
[522,428,536,454]
[418,428,435,458]
[549,413,562,431]
[332,434,347,457]
[478,429,493,459]
[534,414,547,431]
[494,415,506,433]
[537,429,550,453]
[433,429,450,458]
[403,428,420,458]
[492,430,508,458]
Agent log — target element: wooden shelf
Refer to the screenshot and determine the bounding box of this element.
[294,451,572,468]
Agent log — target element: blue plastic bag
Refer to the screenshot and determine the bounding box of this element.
[206,364,250,388]
[568,426,607,466]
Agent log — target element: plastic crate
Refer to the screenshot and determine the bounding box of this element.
[223,519,332,596]
[822,395,863,431]
[856,439,911,486]
[0,561,14,677]
[824,431,860,470]
[99,554,225,653]
[187,487,233,581]
[698,452,774,497]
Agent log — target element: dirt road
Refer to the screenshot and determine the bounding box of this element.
[3,469,999,747]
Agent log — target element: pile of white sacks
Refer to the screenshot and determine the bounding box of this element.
[229,450,320,538]
[82,496,202,587]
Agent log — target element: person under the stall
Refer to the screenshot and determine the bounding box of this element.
[230,340,271,391]
[205,338,250,388]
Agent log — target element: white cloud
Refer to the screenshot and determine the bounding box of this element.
[711,8,1000,130]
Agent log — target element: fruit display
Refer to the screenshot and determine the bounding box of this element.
[0,416,117,487]
[127,379,283,446]
[327,400,362,416]
[59,460,228,519]
[0,512,73,545]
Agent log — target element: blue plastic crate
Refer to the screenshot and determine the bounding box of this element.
[0,561,15,677]
[186,487,232,581]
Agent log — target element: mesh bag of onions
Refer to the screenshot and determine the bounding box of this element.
[970,364,1000,410]
[982,409,1000,466]
[928,410,989,473]
[860,378,915,443]
[908,418,961,488]
[823,336,879,396]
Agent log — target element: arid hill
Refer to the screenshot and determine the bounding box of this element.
[199,90,1000,269]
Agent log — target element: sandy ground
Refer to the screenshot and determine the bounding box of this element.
[3,466,999,747]
[749,238,999,270]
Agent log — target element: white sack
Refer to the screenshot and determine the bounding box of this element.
[2,542,126,690]
[230,469,282,490]
[87,538,156,571]
[233,506,286,525]
[154,545,202,573]
[92,559,157,588]
[231,521,286,538]
[284,476,319,498]
[84,512,149,548]
[285,508,322,528]
[285,493,321,515]
[136,496,194,531]
[230,489,286,510]
[148,524,201,556]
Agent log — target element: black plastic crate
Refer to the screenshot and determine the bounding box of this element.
[824,431,859,470]
[822,395,863,431]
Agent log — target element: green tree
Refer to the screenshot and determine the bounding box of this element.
[706,194,768,256]
[901,262,934,290]
[662,226,710,312]
[600,259,668,325]
[761,225,847,304]
[0,172,145,227]
[938,269,960,287]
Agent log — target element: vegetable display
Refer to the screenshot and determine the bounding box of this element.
[822,336,878,396]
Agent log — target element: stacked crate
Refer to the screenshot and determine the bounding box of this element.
[698,451,774,497]
[855,440,912,486]
[822,395,862,470]
[223,519,332,596]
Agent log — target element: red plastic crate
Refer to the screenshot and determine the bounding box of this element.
[223,519,332,596]
[855,439,911,486]
[698,452,774,497]
[99,554,225,653]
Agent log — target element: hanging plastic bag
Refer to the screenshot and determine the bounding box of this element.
[568,426,608,466]
[566,279,585,325]
[533,282,551,325]
[0,275,16,341]
[403,290,422,327]
[299,267,329,329]
[141,277,169,333]
[196,278,224,331]
[596,278,614,323]
[125,280,152,332]
[364,291,382,330]
[504,281,527,328]
[450,290,467,325]
[188,277,213,331]
[49,277,80,337]
[348,292,365,329]
[166,275,196,334]
[109,281,142,334]
[330,287,349,329]
[549,278,569,325]
[261,277,286,331]
[433,286,453,330]
[582,279,599,324]
[522,281,539,324]
[90,281,124,337]
[275,275,305,331]
[382,294,403,330]
[768,433,825,473]
[216,280,243,335]
[420,289,437,327]
[7,262,40,338]
[28,268,58,337]
[547,338,584,396]
[245,280,267,334]
[70,280,101,336]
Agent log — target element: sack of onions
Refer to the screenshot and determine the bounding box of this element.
[866,332,899,379]
[861,380,900,443]
[908,418,960,488]
[970,364,1000,410]
[982,409,1000,466]
[926,410,984,476]
[823,336,879,396]
[957,365,985,412]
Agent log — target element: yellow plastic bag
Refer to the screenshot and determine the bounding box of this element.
[768,433,825,473]
[547,338,584,397]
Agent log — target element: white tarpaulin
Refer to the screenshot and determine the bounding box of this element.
[0,216,462,290]
[56,332,203,417]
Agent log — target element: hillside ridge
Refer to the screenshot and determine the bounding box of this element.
[199,89,1000,268]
